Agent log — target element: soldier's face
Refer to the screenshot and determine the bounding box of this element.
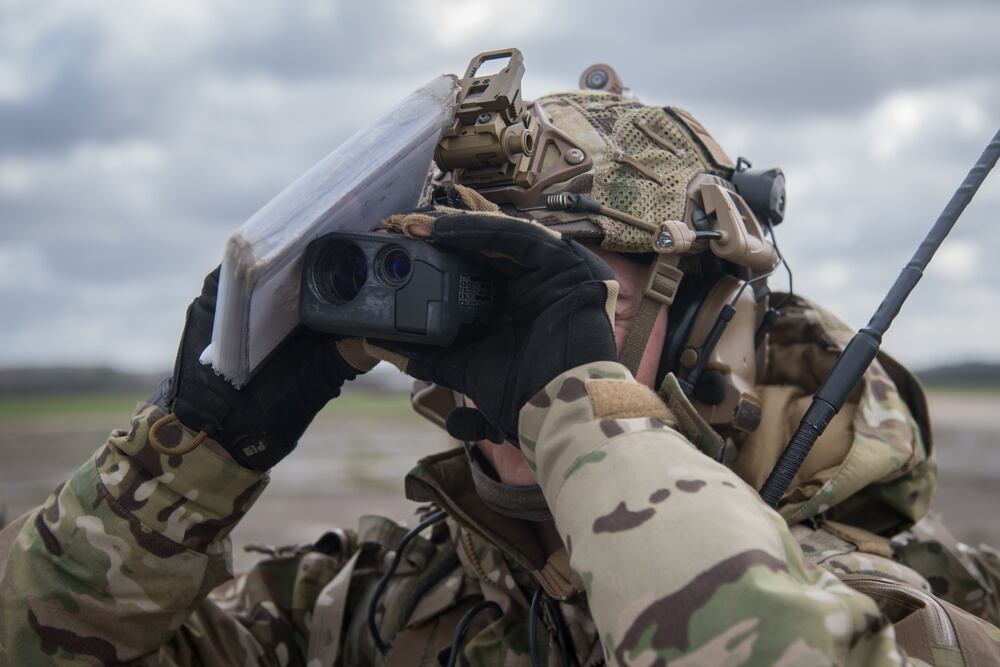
[476,246,669,486]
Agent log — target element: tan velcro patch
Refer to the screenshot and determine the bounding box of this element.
[585,379,675,423]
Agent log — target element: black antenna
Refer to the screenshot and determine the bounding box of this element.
[759,129,1000,508]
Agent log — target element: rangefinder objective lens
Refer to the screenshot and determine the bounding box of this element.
[314,241,367,303]
[377,247,412,285]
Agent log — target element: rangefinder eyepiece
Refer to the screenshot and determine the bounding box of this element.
[300,232,500,345]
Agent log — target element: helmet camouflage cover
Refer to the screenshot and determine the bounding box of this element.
[519,91,737,252]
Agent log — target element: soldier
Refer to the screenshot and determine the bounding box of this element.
[1,62,999,666]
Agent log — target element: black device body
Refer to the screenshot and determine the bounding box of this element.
[300,231,500,345]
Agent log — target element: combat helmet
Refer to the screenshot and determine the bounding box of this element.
[423,49,790,438]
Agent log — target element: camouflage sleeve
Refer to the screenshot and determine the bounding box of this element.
[519,362,917,666]
[0,403,275,665]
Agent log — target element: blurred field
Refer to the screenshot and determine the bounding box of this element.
[1,387,998,573]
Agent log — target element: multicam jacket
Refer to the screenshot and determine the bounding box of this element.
[1,298,999,666]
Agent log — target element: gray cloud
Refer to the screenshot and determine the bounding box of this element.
[1,0,998,370]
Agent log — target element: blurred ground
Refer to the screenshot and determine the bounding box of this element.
[1,387,997,573]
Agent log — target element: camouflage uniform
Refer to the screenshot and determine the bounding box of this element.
[3,82,999,664]
[2,293,999,665]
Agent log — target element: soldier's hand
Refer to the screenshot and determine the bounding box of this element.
[160,268,376,471]
[374,213,619,445]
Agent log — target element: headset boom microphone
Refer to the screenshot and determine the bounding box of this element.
[759,128,1000,508]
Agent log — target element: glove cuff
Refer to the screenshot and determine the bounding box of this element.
[173,385,230,438]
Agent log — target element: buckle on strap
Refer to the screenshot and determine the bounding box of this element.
[620,255,684,375]
[645,254,683,305]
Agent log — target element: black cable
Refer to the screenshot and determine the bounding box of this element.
[751,218,793,347]
[444,600,503,667]
[368,509,448,655]
[529,586,544,667]
[763,218,794,310]
[547,598,579,667]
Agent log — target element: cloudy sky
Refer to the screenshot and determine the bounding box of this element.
[1,0,998,372]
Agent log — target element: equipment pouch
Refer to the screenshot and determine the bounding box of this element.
[840,574,1000,666]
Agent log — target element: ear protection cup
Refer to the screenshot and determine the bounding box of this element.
[657,267,723,390]
[657,268,768,435]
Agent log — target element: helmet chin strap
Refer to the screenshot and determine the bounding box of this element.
[535,192,690,378]
[619,253,683,376]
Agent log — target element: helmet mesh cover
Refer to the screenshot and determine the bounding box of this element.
[533,92,729,252]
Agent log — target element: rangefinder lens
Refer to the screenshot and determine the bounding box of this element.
[314,241,367,303]
[377,247,412,285]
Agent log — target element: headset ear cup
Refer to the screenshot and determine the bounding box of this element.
[658,275,718,389]
[670,275,768,434]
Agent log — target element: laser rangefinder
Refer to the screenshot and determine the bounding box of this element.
[299,231,499,345]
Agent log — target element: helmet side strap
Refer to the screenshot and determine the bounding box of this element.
[619,254,683,375]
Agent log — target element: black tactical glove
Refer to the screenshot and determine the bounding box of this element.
[378,213,618,445]
[162,268,374,471]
